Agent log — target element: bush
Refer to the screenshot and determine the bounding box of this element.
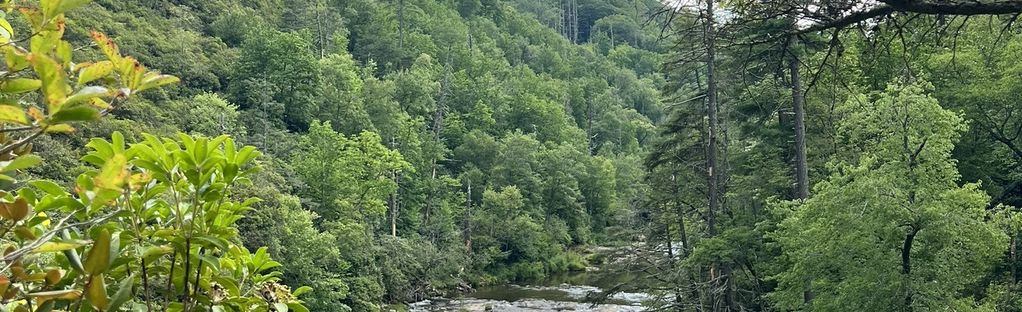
[509,262,546,281]
[376,236,467,302]
[548,251,588,274]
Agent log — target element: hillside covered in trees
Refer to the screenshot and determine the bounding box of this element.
[3,0,1022,311]
[0,0,668,311]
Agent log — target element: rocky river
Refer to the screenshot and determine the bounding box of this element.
[408,270,653,311]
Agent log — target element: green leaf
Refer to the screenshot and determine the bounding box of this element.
[29,30,60,55]
[44,123,74,133]
[64,86,109,107]
[286,303,310,312]
[27,289,81,301]
[0,105,27,125]
[90,32,121,64]
[93,153,127,191]
[119,57,144,90]
[77,61,113,86]
[292,286,313,297]
[198,253,221,272]
[258,260,282,272]
[89,98,111,109]
[60,229,85,273]
[1,78,41,93]
[0,17,14,42]
[142,245,173,259]
[2,154,42,172]
[194,235,228,251]
[86,273,108,310]
[84,229,111,275]
[51,106,99,122]
[273,303,288,312]
[136,74,178,92]
[111,130,125,154]
[35,300,55,312]
[29,53,67,112]
[56,40,72,65]
[213,276,240,297]
[41,0,90,19]
[106,273,134,312]
[107,231,120,270]
[33,240,88,253]
[4,46,29,71]
[40,0,60,17]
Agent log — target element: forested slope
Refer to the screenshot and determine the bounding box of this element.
[21,0,668,310]
[6,0,1022,311]
[636,2,1022,311]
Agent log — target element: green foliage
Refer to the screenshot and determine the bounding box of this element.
[0,3,312,311]
[644,10,1022,312]
[230,27,321,131]
[167,93,245,137]
[768,83,1007,310]
[374,236,467,302]
[238,194,348,312]
[548,251,588,273]
[469,186,565,280]
[292,121,411,223]
[9,0,668,308]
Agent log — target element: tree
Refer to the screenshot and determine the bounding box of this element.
[13,0,675,308]
[317,52,372,135]
[230,28,321,131]
[240,194,349,312]
[291,121,411,225]
[167,93,246,137]
[769,83,1007,311]
[700,0,737,308]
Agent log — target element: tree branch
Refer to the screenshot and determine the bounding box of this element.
[799,0,1022,34]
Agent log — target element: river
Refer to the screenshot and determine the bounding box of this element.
[408,270,653,311]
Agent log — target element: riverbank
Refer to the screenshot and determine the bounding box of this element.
[406,246,654,311]
[407,280,650,311]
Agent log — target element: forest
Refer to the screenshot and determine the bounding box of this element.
[0,0,1019,311]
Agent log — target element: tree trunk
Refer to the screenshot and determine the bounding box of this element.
[564,0,579,43]
[572,0,579,44]
[789,56,809,201]
[389,136,400,237]
[425,61,451,228]
[465,178,473,253]
[610,25,615,47]
[587,97,595,155]
[902,226,919,312]
[1012,235,1018,284]
[673,173,701,311]
[398,0,405,50]
[390,170,398,236]
[315,2,325,58]
[702,0,734,309]
[665,218,682,311]
[704,0,720,246]
[788,44,813,306]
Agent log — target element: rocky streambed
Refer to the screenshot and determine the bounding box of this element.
[409,260,653,312]
[408,282,650,311]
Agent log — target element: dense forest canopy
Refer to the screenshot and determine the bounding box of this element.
[1,0,1021,311]
[0,0,669,311]
[640,0,1022,311]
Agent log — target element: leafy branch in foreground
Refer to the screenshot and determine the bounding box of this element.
[0,1,309,311]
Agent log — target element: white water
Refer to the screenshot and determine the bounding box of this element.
[408,283,650,311]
